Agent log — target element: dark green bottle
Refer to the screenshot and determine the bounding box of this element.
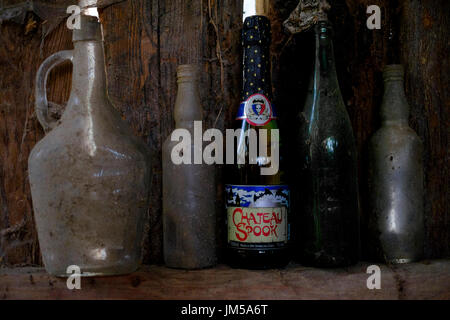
[293,21,360,267]
[225,13,291,269]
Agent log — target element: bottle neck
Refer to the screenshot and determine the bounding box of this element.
[174,65,202,130]
[313,22,339,90]
[242,16,272,101]
[381,65,410,125]
[71,40,108,105]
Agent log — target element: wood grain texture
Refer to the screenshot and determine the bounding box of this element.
[0,0,448,267]
[1,260,449,299]
[399,0,449,260]
[0,12,73,266]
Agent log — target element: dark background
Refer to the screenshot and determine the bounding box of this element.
[0,0,448,267]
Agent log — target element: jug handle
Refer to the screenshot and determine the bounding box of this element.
[35,50,74,132]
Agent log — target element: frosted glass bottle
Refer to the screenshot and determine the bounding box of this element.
[162,65,217,269]
[368,65,424,264]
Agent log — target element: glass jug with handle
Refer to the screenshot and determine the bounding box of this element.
[29,14,151,276]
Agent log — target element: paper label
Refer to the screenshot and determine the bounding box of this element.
[225,185,290,246]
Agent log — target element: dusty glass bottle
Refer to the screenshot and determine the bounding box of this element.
[368,65,424,264]
[162,65,217,269]
[29,15,151,276]
[293,21,360,267]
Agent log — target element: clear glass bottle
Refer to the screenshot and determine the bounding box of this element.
[29,15,151,276]
[293,21,360,267]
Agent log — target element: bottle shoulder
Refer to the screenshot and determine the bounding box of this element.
[371,124,422,146]
[299,111,356,147]
[29,117,150,166]
[301,94,353,130]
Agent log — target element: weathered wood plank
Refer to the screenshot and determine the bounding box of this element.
[1,260,449,300]
[399,0,449,259]
[0,13,73,266]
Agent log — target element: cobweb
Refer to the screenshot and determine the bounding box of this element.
[283,0,331,34]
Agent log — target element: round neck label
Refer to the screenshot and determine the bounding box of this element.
[238,94,273,126]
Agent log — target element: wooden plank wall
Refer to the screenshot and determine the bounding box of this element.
[0,0,448,266]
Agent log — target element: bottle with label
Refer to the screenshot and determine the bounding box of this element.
[225,1,291,269]
[293,21,360,267]
[162,64,217,269]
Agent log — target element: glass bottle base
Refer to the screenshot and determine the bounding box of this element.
[387,258,417,265]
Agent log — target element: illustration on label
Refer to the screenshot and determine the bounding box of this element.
[236,94,275,126]
[225,185,290,244]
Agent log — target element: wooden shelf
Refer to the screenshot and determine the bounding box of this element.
[1,260,449,300]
